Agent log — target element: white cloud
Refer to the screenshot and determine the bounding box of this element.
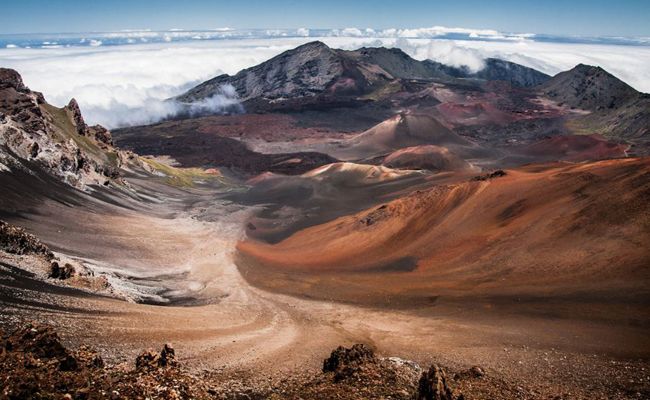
[422,40,486,72]
[0,40,299,128]
[321,37,650,91]
[330,28,365,37]
[0,34,648,129]
[296,28,310,37]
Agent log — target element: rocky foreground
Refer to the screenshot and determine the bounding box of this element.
[0,323,476,400]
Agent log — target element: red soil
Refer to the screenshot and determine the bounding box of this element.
[237,158,650,305]
[520,134,629,162]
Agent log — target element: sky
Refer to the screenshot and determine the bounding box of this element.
[1,0,649,37]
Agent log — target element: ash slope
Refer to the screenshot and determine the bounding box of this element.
[238,158,650,308]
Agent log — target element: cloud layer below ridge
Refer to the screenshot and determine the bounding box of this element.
[0,30,648,129]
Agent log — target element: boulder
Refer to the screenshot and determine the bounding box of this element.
[50,261,76,280]
[468,365,485,378]
[471,169,507,181]
[0,220,53,259]
[136,343,177,370]
[5,323,68,359]
[414,365,457,400]
[323,343,376,381]
[0,68,28,91]
[135,349,159,370]
[159,343,176,367]
[29,141,39,158]
[88,124,114,146]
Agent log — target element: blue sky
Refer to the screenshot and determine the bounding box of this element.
[1,0,649,36]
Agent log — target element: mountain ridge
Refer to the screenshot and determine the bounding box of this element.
[175,41,551,110]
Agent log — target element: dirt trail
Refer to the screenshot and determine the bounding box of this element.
[1,187,649,397]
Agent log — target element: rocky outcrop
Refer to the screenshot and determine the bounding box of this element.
[0,220,53,259]
[471,169,507,181]
[0,68,136,189]
[1,323,100,373]
[88,124,114,146]
[0,328,469,400]
[135,343,177,370]
[66,98,87,136]
[323,343,377,380]
[0,324,208,400]
[0,68,28,92]
[414,365,460,400]
[49,261,76,279]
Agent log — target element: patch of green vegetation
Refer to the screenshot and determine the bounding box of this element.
[564,117,597,135]
[141,157,219,188]
[106,151,120,168]
[40,103,106,161]
[360,81,402,101]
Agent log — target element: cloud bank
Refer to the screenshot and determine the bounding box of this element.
[0,29,648,129]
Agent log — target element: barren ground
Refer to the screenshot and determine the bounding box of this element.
[1,170,649,398]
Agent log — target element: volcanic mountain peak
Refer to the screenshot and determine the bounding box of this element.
[355,113,466,146]
[177,42,551,111]
[329,112,474,161]
[539,63,640,110]
[176,40,348,104]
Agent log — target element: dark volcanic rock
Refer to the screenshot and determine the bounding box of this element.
[471,169,507,181]
[136,343,178,370]
[415,365,458,400]
[4,323,69,359]
[176,41,550,111]
[159,343,176,367]
[477,58,550,87]
[323,343,376,380]
[66,98,87,136]
[0,220,53,259]
[177,41,354,105]
[50,261,76,280]
[424,57,550,88]
[0,324,212,399]
[539,64,639,110]
[88,124,114,146]
[135,348,160,370]
[0,67,28,91]
[113,121,338,175]
[538,64,649,140]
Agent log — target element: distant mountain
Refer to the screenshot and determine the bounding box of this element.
[176,41,376,107]
[475,58,551,88]
[539,64,649,140]
[176,41,550,110]
[539,64,640,110]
